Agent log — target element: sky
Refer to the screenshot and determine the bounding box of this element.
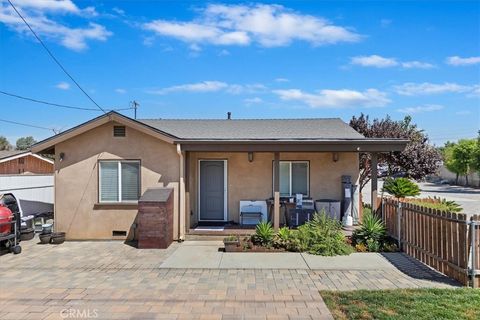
[0,0,479,146]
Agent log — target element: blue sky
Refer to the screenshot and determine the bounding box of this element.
[0,0,479,146]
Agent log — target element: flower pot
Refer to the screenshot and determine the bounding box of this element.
[20,227,35,241]
[39,233,51,244]
[223,240,239,252]
[50,232,66,245]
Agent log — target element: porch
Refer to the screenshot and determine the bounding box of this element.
[175,139,405,239]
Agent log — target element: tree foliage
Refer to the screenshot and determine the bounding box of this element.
[349,114,441,191]
[0,136,12,151]
[442,137,479,186]
[15,136,37,151]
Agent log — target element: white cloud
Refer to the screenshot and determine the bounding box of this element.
[244,97,263,105]
[446,56,480,66]
[273,88,390,108]
[55,81,70,90]
[456,110,472,116]
[351,55,398,68]
[143,3,361,49]
[397,104,443,114]
[115,88,126,94]
[380,19,392,27]
[274,78,289,82]
[147,81,267,95]
[0,0,111,51]
[394,82,474,96]
[351,55,435,69]
[401,61,435,69]
[218,49,230,56]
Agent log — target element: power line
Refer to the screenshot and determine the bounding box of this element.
[7,0,106,114]
[0,118,59,134]
[0,90,134,112]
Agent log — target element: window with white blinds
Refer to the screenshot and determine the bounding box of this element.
[99,161,140,202]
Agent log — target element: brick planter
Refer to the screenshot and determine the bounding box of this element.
[137,188,173,249]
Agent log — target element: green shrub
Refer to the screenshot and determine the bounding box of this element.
[252,221,274,246]
[410,197,462,213]
[273,227,292,248]
[294,213,354,256]
[353,212,388,252]
[382,177,420,198]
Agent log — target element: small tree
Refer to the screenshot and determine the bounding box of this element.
[0,136,12,151]
[350,114,441,191]
[15,136,37,151]
[382,177,420,199]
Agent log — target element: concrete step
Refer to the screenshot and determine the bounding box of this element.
[184,234,228,241]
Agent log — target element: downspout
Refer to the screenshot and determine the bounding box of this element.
[176,144,185,241]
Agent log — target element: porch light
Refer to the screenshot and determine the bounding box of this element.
[59,152,65,162]
[248,152,254,162]
[332,152,339,162]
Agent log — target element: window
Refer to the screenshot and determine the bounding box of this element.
[99,161,140,202]
[113,126,126,137]
[274,161,309,197]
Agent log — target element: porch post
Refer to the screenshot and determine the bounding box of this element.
[177,144,186,240]
[273,152,280,231]
[371,152,378,213]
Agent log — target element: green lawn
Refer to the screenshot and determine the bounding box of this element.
[321,288,480,320]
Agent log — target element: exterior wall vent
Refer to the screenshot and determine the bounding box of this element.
[112,230,127,237]
[113,126,126,137]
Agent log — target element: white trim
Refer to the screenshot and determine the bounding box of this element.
[0,151,54,164]
[198,159,227,222]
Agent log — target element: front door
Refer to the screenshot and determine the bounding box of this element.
[199,160,226,221]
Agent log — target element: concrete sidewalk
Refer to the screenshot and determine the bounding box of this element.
[160,241,399,270]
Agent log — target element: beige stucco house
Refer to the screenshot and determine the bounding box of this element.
[32,111,407,241]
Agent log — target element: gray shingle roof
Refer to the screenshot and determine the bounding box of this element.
[138,118,364,140]
[0,150,28,160]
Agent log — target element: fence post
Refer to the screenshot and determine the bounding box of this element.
[397,202,402,249]
[471,218,477,288]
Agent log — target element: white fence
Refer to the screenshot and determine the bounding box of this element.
[438,165,480,187]
[0,174,54,216]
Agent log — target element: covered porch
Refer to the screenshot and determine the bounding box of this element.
[176,140,405,238]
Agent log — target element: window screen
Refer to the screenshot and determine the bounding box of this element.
[100,162,119,202]
[121,162,140,201]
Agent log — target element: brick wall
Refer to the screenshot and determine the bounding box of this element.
[137,188,173,249]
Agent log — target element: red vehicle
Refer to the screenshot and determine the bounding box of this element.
[0,193,22,254]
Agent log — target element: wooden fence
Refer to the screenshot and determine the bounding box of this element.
[381,198,480,287]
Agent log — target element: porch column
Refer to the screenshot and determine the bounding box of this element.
[273,152,280,231]
[177,144,186,240]
[371,152,378,212]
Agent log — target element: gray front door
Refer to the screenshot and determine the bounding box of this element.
[200,160,225,221]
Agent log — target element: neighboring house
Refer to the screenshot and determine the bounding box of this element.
[32,111,407,240]
[0,150,53,174]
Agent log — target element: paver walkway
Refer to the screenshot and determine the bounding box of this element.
[0,238,460,320]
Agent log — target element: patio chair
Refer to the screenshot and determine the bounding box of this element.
[288,208,315,227]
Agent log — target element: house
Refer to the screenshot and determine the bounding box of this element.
[0,150,53,174]
[31,111,407,241]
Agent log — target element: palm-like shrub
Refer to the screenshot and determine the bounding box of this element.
[352,212,387,252]
[382,177,420,198]
[253,221,274,246]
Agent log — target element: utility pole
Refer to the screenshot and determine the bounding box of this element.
[131,100,139,119]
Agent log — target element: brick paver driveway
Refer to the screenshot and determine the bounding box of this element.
[0,238,459,320]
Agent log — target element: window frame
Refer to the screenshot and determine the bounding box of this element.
[98,160,141,204]
[272,160,310,197]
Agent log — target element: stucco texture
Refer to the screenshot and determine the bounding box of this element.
[54,122,179,240]
[188,152,359,226]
